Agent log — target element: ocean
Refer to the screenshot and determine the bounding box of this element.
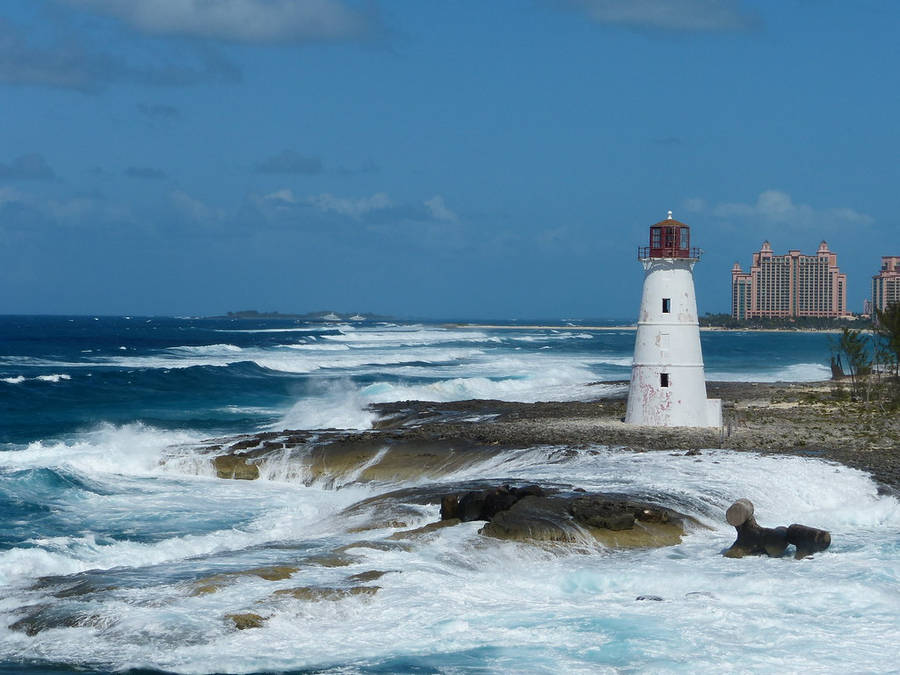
[1,315,897,673]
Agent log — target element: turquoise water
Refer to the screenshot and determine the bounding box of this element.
[1,317,896,674]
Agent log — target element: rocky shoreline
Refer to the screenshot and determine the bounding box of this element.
[197,380,900,491]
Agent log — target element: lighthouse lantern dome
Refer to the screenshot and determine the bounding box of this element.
[640,210,697,259]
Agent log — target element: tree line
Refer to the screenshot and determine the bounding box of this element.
[700,313,873,331]
[831,305,900,405]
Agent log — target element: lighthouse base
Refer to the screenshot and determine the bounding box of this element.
[625,367,722,428]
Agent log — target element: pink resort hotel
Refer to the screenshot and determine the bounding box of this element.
[872,256,900,313]
[731,241,849,320]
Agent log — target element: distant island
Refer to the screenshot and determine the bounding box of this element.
[210,310,395,321]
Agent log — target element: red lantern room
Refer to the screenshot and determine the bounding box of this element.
[638,211,701,260]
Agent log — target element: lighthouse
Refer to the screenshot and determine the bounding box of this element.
[625,211,722,427]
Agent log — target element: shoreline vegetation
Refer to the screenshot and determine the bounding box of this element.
[449,323,848,333]
[212,310,866,333]
[202,380,900,493]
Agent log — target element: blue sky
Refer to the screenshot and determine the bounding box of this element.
[0,0,896,319]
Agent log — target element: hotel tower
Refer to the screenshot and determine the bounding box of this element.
[872,256,900,313]
[731,241,849,320]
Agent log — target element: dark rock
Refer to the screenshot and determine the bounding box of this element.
[273,586,379,601]
[387,518,460,540]
[436,485,688,548]
[479,496,582,542]
[347,570,389,583]
[724,499,830,559]
[8,605,107,635]
[458,490,488,521]
[451,484,548,523]
[190,566,298,595]
[227,613,265,629]
[636,595,664,601]
[516,484,546,499]
[762,525,789,557]
[570,497,635,531]
[786,523,831,558]
[441,495,460,520]
[482,485,520,518]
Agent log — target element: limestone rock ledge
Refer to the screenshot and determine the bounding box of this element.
[441,485,690,548]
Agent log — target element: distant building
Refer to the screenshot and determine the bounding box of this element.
[872,256,900,313]
[731,241,849,320]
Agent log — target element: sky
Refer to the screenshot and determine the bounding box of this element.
[0,0,897,319]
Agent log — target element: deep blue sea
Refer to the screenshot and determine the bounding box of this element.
[1,316,897,673]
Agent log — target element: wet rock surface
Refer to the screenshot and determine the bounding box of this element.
[188,381,900,491]
[190,566,299,596]
[441,485,689,548]
[226,613,265,630]
[273,586,379,602]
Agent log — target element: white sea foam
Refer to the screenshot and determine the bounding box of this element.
[1,448,896,673]
[216,405,279,417]
[509,331,594,342]
[252,347,485,375]
[275,365,624,431]
[276,379,378,430]
[168,344,243,355]
[284,343,352,351]
[0,423,202,477]
[1,373,70,384]
[36,373,71,382]
[0,478,370,585]
[214,325,351,333]
[709,362,830,382]
[321,326,500,346]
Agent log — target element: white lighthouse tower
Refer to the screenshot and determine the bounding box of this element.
[625,212,721,427]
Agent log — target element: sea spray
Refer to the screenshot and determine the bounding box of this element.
[5,316,890,673]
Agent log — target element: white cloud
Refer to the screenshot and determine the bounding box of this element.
[0,186,27,206]
[259,189,460,225]
[684,189,873,230]
[262,188,297,204]
[62,0,377,44]
[171,189,224,225]
[424,195,457,222]
[682,197,706,213]
[565,0,759,32]
[306,192,392,218]
[0,185,135,226]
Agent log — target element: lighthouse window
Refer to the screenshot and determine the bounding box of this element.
[651,228,661,248]
[660,373,670,388]
[662,298,671,313]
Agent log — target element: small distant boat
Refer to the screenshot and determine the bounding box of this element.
[349,314,366,321]
[322,312,341,321]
